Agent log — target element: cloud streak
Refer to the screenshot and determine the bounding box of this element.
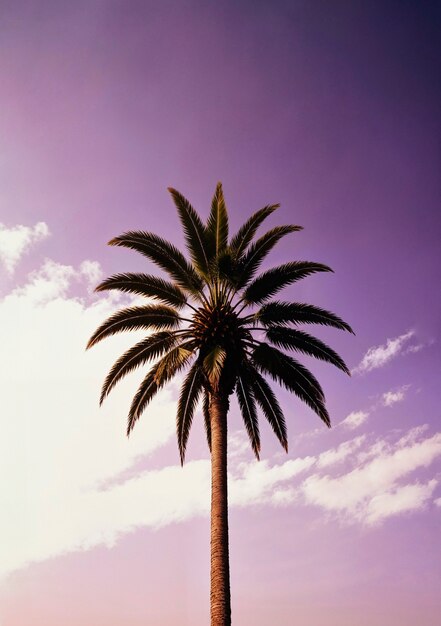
[340,410,370,430]
[382,385,409,407]
[352,331,415,374]
[302,430,441,526]
[0,221,49,274]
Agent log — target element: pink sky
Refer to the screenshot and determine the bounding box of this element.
[0,2,440,625]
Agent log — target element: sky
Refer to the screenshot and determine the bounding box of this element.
[0,1,440,624]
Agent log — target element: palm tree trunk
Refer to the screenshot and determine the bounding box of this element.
[209,393,231,626]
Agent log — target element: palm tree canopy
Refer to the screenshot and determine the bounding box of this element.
[87,183,353,463]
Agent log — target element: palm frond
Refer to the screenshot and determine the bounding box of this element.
[248,365,288,452]
[99,331,177,404]
[95,273,187,308]
[203,346,226,389]
[127,344,193,435]
[168,188,211,276]
[177,364,204,464]
[236,225,302,288]
[229,205,280,259]
[109,231,203,295]
[244,261,333,304]
[252,343,330,427]
[154,344,193,384]
[236,372,260,459]
[127,363,160,435]
[203,391,212,451]
[216,249,237,282]
[206,182,228,258]
[87,304,180,349]
[265,327,350,374]
[256,301,354,333]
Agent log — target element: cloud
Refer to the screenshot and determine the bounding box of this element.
[0,259,179,577]
[352,331,415,374]
[230,456,315,507]
[302,430,441,525]
[341,410,369,430]
[364,480,437,525]
[317,436,366,468]
[382,385,409,407]
[79,259,103,289]
[0,221,49,274]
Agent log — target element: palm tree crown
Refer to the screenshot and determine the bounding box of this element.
[87,183,353,462]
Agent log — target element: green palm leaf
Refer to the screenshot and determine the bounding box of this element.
[266,327,350,374]
[168,187,211,276]
[99,331,177,404]
[243,261,333,304]
[126,363,161,435]
[203,345,226,389]
[86,304,180,349]
[248,366,288,452]
[252,343,330,427]
[236,225,302,288]
[95,273,187,308]
[127,346,193,435]
[207,182,229,258]
[177,364,204,464]
[154,344,193,384]
[236,371,260,459]
[229,205,280,259]
[256,301,354,333]
[109,231,203,295]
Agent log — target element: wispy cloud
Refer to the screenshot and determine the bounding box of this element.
[302,430,441,526]
[0,221,49,274]
[317,436,366,467]
[382,385,410,407]
[364,480,437,524]
[230,456,315,507]
[352,331,415,374]
[341,410,370,430]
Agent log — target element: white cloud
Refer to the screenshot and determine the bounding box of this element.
[317,436,366,468]
[352,331,415,374]
[341,410,369,430]
[0,259,179,578]
[79,259,103,289]
[0,221,49,274]
[435,498,441,508]
[364,480,437,525]
[382,385,409,407]
[11,258,104,304]
[230,456,315,507]
[302,430,441,525]
[228,431,251,458]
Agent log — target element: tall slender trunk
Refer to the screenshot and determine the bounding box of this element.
[209,393,231,626]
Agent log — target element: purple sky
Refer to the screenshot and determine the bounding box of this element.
[0,2,440,625]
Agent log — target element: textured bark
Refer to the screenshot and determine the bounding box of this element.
[210,393,231,626]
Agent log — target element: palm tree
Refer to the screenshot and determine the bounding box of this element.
[87,183,353,626]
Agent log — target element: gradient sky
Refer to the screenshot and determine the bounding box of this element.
[0,1,440,625]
